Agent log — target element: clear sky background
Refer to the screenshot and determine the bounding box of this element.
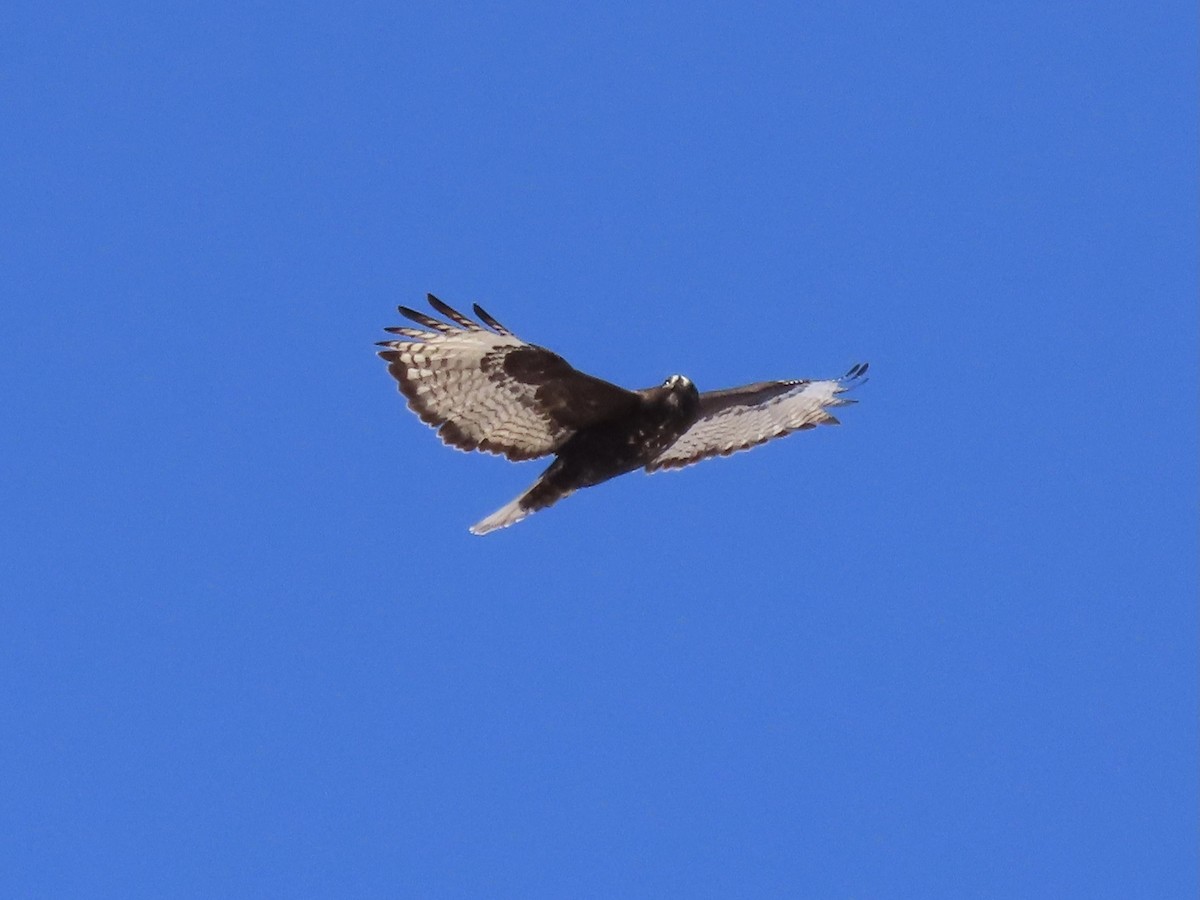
[4,1,1196,897]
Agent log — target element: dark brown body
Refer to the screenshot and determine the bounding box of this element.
[518,379,701,515]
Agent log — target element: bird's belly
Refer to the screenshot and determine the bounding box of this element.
[560,417,689,488]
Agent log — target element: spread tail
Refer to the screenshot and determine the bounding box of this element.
[469,467,574,535]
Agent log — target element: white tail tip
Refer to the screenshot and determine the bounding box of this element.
[469,496,531,535]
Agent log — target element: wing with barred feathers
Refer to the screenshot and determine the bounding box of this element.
[377,295,639,461]
[645,363,869,472]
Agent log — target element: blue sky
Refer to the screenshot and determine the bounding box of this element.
[4,1,1196,896]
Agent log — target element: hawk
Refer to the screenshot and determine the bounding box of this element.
[378,295,868,534]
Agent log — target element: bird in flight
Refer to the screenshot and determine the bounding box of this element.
[378,295,868,534]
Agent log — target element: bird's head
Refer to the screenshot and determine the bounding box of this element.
[661,374,700,410]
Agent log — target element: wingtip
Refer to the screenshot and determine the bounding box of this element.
[426,294,456,317]
[472,303,512,336]
[837,361,869,391]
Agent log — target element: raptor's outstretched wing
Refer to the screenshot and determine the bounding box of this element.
[377,295,639,460]
[646,363,868,472]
